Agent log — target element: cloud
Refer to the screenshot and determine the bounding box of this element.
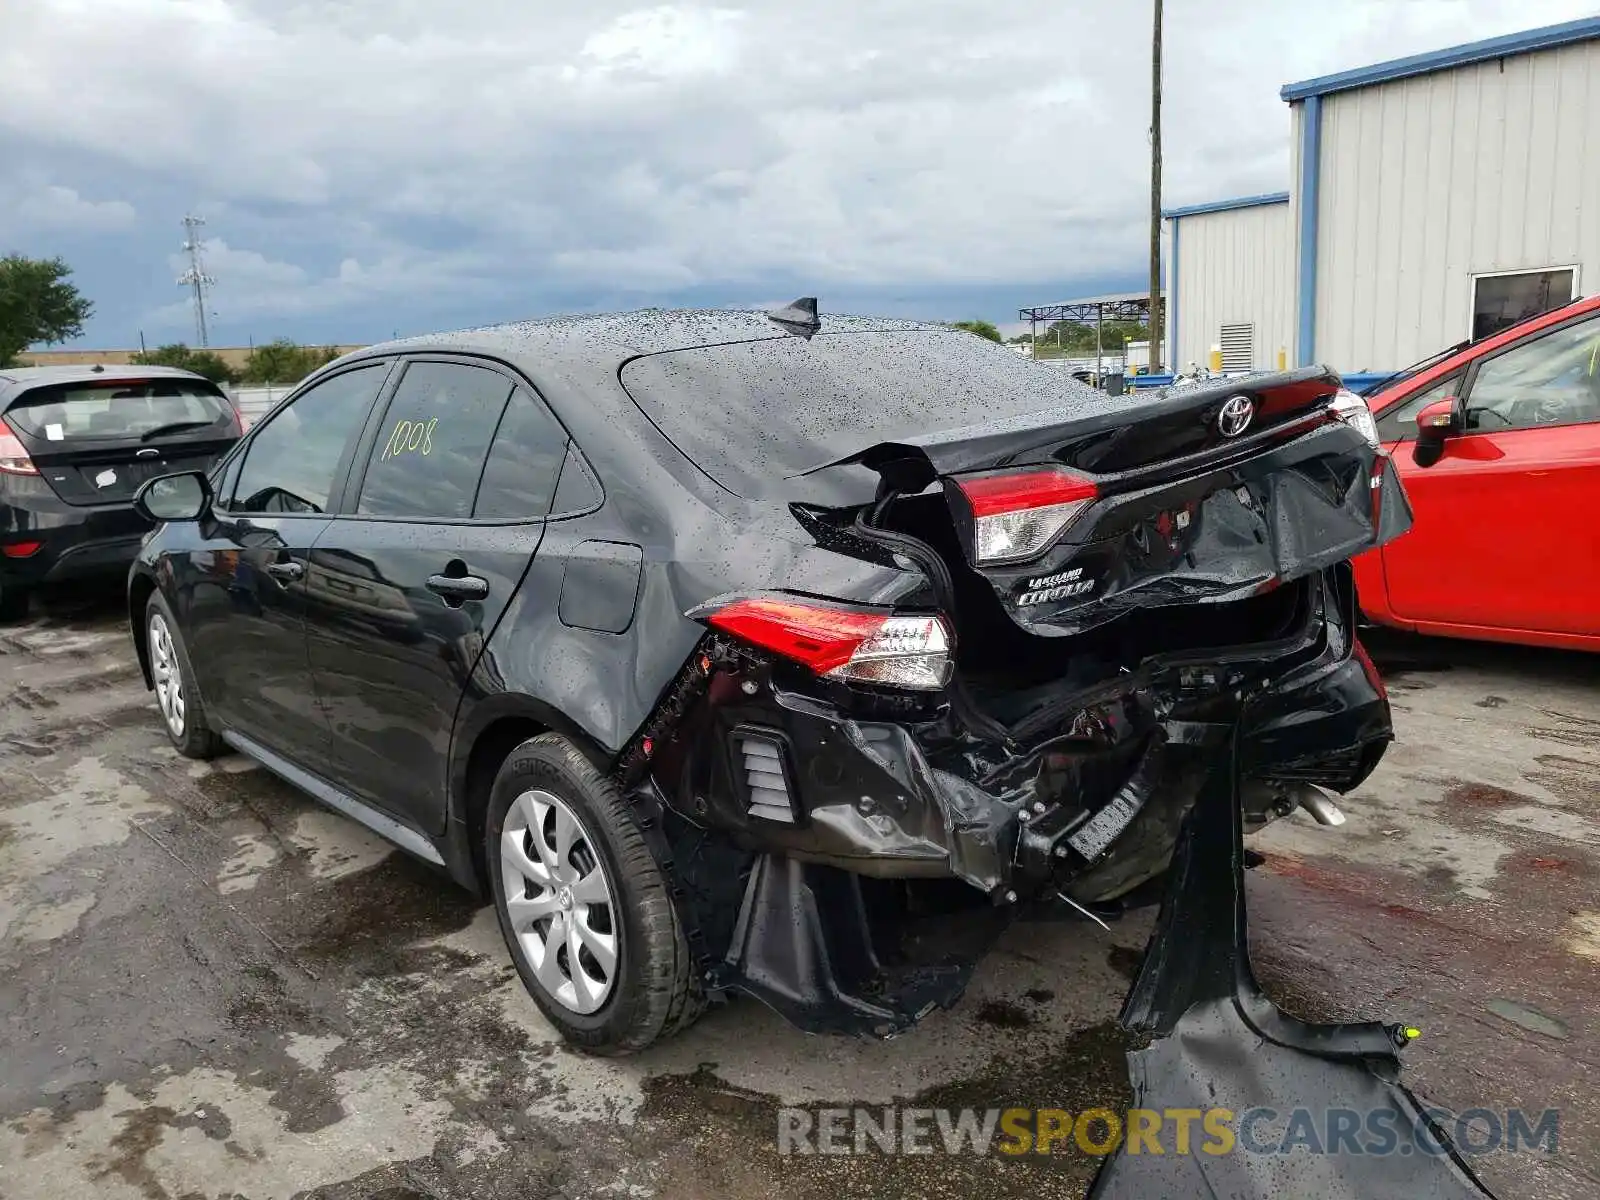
[0,178,135,238]
[572,6,747,80]
[0,0,1594,341]
[144,237,506,334]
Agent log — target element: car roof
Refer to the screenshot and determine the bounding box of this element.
[338,308,947,372]
[0,364,212,403]
[308,308,992,504]
[1368,293,1600,412]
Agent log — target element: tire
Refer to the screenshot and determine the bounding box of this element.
[0,583,29,624]
[145,592,223,760]
[486,733,704,1054]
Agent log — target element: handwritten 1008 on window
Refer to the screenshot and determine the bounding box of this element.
[383,416,438,459]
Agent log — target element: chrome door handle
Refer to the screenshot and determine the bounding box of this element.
[426,574,489,602]
[266,561,305,582]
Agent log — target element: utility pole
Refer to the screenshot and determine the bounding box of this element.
[1095,306,1104,385]
[1148,0,1164,373]
[177,215,216,347]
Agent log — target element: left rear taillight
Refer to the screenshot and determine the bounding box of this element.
[0,420,39,476]
[1329,388,1379,446]
[693,595,953,691]
[949,465,1099,565]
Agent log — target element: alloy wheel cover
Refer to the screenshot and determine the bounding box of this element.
[500,788,620,1015]
[149,613,187,738]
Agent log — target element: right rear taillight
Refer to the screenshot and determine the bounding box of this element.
[0,421,39,476]
[951,465,1099,564]
[692,594,953,691]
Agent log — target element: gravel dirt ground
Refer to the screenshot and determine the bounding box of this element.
[0,593,1595,1199]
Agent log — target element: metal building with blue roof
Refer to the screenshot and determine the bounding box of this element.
[1165,17,1600,375]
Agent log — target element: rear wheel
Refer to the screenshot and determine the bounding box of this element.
[146,593,223,759]
[486,733,704,1054]
[0,582,29,623]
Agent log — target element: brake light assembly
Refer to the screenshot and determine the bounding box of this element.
[1328,387,1380,446]
[0,420,39,476]
[947,465,1099,565]
[691,594,953,691]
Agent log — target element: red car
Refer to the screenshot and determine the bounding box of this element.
[1354,293,1600,651]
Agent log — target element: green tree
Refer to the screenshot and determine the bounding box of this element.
[1032,319,1150,358]
[951,319,1003,343]
[131,343,239,385]
[241,338,341,385]
[0,255,94,367]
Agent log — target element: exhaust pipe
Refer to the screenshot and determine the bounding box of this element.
[1293,784,1346,827]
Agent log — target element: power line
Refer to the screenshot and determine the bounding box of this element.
[176,214,216,347]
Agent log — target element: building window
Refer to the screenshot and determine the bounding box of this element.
[1471,268,1576,341]
[1219,323,1254,372]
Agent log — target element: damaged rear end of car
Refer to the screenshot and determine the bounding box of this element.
[612,329,1412,1035]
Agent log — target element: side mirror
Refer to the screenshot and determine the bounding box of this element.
[1411,396,1462,468]
[135,471,213,523]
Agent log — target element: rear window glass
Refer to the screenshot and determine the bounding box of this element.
[6,380,232,443]
[618,330,1105,497]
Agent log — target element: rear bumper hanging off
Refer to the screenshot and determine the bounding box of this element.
[1089,730,1497,1198]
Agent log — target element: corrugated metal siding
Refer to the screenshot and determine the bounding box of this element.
[1314,39,1600,370]
[1172,201,1294,371]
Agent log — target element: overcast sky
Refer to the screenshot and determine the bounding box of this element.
[1,0,1595,348]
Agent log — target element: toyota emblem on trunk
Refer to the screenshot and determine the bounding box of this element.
[1217,395,1254,438]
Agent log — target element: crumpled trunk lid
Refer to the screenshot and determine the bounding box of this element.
[824,368,1413,638]
[877,365,1345,478]
[964,423,1411,637]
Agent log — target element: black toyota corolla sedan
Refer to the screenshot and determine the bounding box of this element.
[127,304,1412,1053]
[0,364,241,620]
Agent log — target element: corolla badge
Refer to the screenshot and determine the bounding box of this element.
[1217,394,1254,438]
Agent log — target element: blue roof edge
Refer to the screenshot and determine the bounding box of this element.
[1280,16,1600,101]
[1162,192,1290,219]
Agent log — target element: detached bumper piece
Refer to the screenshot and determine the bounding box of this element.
[1088,731,1496,1200]
[717,854,1008,1037]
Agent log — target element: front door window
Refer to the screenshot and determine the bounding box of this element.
[1464,315,1600,432]
[230,364,389,513]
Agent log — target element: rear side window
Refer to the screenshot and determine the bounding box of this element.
[232,364,386,514]
[472,389,568,519]
[357,361,512,520]
[6,380,232,443]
